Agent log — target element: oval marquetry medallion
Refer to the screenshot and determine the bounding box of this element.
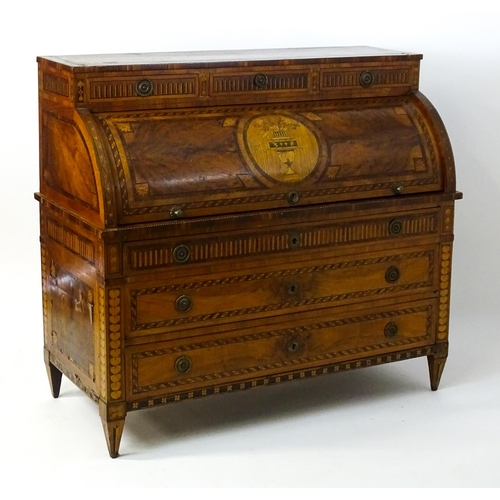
[239,113,325,185]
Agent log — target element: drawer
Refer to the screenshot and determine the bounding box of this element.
[126,298,436,400]
[210,68,310,96]
[124,207,440,276]
[43,56,419,112]
[86,72,198,103]
[126,245,437,338]
[320,64,416,92]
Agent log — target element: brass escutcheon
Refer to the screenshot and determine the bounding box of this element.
[287,339,302,353]
[287,190,300,205]
[288,232,300,248]
[286,282,300,296]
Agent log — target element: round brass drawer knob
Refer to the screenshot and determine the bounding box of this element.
[175,294,192,313]
[359,71,374,88]
[385,266,400,283]
[135,79,153,97]
[388,219,403,236]
[384,322,399,338]
[287,339,302,353]
[173,244,190,263]
[254,73,268,88]
[175,356,192,374]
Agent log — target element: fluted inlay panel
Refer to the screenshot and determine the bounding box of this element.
[47,218,95,264]
[128,212,438,271]
[90,77,196,99]
[212,73,308,93]
[322,69,409,88]
[43,73,69,96]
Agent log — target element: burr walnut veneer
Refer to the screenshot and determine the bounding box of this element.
[36,46,461,457]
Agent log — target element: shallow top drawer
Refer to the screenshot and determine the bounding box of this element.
[37,46,421,111]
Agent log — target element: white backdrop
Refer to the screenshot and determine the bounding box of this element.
[0,1,499,489]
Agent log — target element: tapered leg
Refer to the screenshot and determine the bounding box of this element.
[101,418,125,458]
[427,353,447,391]
[100,401,127,458]
[45,360,63,398]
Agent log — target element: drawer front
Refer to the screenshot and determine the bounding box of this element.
[126,298,436,400]
[88,74,198,101]
[127,246,437,338]
[124,208,440,276]
[211,69,309,95]
[320,65,416,91]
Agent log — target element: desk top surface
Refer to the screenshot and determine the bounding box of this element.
[38,46,422,72]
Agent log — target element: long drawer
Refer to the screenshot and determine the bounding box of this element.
[125,297,436,401]
[123,207,441,278]
[126,244,438,339]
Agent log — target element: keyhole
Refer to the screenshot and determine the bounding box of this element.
[287,339,302,353]
[286,282,299,296]
[287,190,300,205]
[289,233,300,248]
